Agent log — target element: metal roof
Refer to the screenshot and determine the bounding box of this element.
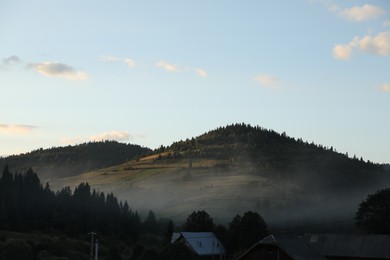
[238,233,326,260]
[303,233,390,259]
[171,232,225,256]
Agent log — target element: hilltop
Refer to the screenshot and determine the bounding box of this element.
[0,141,150,181]
[46,124,390,227]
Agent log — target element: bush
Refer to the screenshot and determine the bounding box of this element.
[0,239,34,260]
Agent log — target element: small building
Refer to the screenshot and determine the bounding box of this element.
[236,233,326,260]
[171,232,226,260]
[303,233,390,259]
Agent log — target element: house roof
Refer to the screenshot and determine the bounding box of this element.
[303,233,390,259]
[238,233,326,260]
[171,232,225,256]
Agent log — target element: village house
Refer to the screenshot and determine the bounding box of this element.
[171,232,226,260]
[303,233,390,259]
[236,233,326,260]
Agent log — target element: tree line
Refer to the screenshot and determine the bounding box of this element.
[0,141,151,179]
[0,165,141,240]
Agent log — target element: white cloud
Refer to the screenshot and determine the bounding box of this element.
[2,55,22,65]
[0,124,37,134]
[333,44,353,59]
[90,131,132,142]
[340,4,385,22]
[155,61,181,73]
[333,31,390,59]
[254,74,280,88]
[195,68,208,78]
[384,21,390,27]
[381,83,390,93]
[358,32,390,56]
[124,58,136,68]
[28,62,87,80]
[312,1,386,23]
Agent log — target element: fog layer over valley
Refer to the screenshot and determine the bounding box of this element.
[51,159,366,226]
[45,124,390,230]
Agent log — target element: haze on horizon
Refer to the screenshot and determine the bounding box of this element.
[1,0,389,163]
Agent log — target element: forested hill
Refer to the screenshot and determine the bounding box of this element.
[0,141,150,180]
[166,123,389,192]
[27,123,389,224]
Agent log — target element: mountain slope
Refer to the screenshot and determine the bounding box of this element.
[0,141,151,181]
[49,124,390,227]
[168,123,387,191]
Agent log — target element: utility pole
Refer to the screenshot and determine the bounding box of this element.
[89,232,97,260]
[95,239,99,260]
[212,240,214,260]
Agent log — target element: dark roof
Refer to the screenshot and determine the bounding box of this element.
[303,233,390,259]
[171,232,225,256]
[238,233,326,260]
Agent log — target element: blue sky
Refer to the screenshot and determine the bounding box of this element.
[1,0,389,163]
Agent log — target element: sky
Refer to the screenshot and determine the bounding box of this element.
[0,0,389,164]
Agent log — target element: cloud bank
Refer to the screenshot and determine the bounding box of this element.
[0,124,37,134]
[333,31,390,59]
[28,62,87,80]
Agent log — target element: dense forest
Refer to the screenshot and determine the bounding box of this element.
[165,123,390,192]
[0,141,150,180]
[0,165,141,239]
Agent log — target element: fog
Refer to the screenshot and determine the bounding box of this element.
[50,162,389,232]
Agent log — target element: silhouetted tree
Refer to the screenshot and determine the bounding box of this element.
[355,188,390,234]
[183,210,214,232]
[228,211,268,251]
[143,210,158,234]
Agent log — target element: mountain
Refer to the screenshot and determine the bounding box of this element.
[168,123,388,192]
[45,123,390,228]
[0,141,151,181]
